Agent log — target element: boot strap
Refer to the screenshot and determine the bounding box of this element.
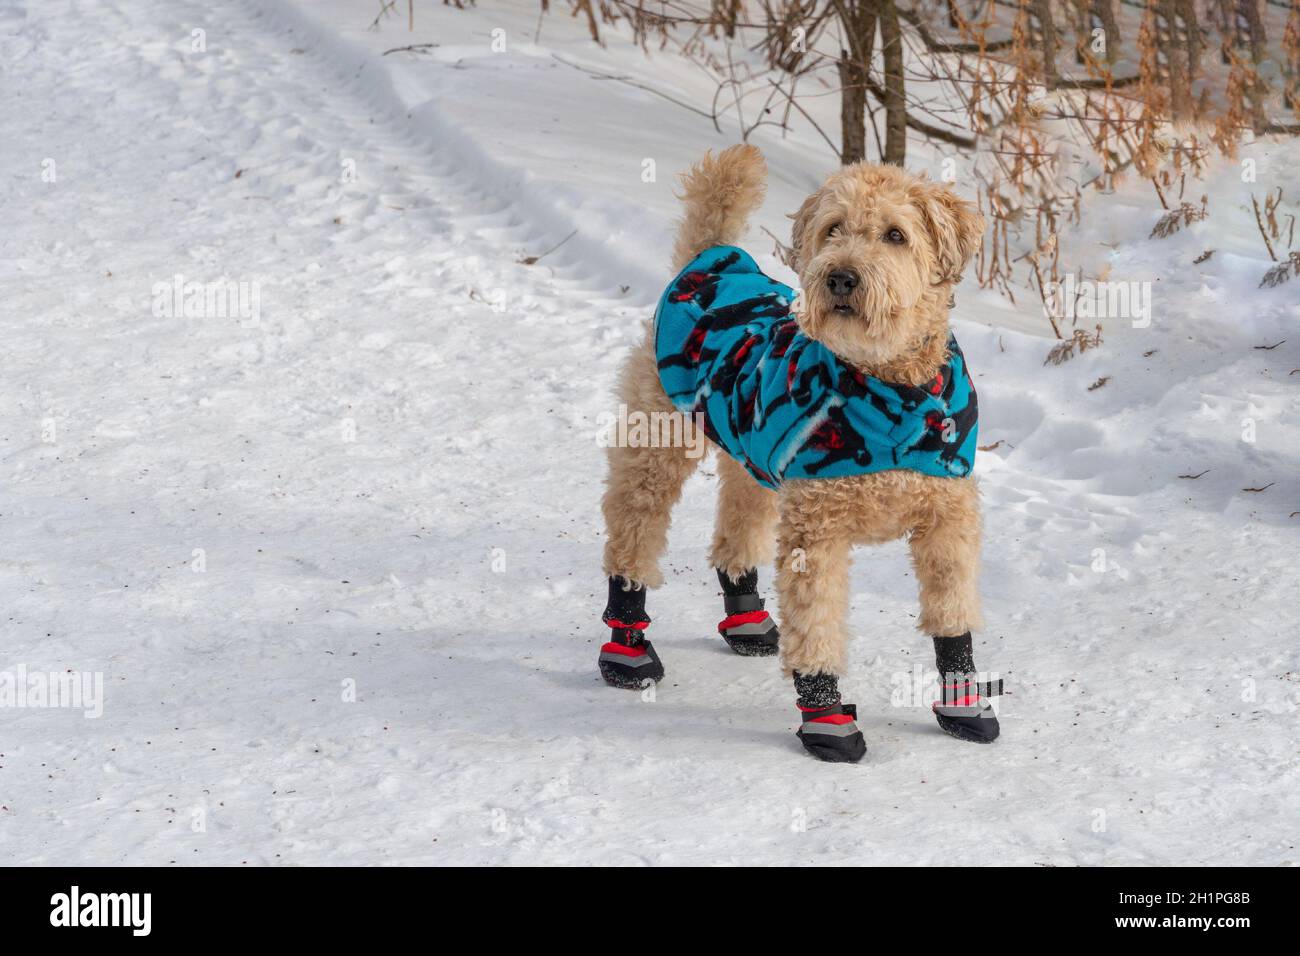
[722,592,765,615]
[799,702,857,722]
[939,677,1003,699]
[607,626,648,647]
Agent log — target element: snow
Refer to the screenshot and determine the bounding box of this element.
[1,0,1296,865]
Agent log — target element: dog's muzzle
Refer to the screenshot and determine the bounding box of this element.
[826,269,858,314]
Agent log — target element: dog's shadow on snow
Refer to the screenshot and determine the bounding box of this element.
[443,648,801,749]
[441,646,944,755]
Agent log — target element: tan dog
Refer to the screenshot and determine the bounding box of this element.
[597,145,1000,762]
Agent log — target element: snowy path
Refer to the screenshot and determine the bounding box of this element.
[2,0,1296,865]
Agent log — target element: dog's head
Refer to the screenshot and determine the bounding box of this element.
[789,163,984,369]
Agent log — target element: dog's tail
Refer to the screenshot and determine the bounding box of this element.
[670,144,767,272]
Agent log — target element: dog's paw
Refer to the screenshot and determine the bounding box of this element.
[598,638,664,689]
[932,675,1001,743]
[933,709,1000,743]
[718,609,780,656]
[796,703,867,763]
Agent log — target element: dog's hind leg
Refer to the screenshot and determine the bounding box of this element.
[598,338,702,688]
[710,453,778,578]
[710,453,780,656]
[774,497,866,761]
[601,339,702,590]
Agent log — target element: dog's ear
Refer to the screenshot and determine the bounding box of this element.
[910,180,985,285]
[787,190,822,271]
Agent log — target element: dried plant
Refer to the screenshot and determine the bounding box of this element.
[1260,252,1300,288]
[1044,325,1104,366]
[1252,187,1298,284]
[1150,196,1208,238]
[1250,187,1292,261]
[509,0,1300,330]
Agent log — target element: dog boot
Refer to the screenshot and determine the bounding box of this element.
[598,576,664,689]
[932,632,1002,743]
[715,567,780,656]
[793,671,866,763]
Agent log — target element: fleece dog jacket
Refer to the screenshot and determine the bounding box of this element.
[654,246,979,489]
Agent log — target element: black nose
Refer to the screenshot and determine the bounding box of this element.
[826,270,859,297]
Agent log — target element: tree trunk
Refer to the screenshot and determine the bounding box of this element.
[880,0,906,165]
[1033,0,1059,87]
[839,56,868,164]
[1240,0,1266,61]
[1074,0,1116,65]
[1094,0,1121,65]
[1178,0,1201,79]
[1157,0,1194,124]
[837,0,877,165]
[1073,0,1090,65]
[1283,0,1300,112]
[1239,0,1269,131]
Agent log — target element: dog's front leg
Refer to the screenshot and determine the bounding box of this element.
[909,478,982,639]
[908,478,1000,743]
[775,525,851,679]
[775,499,865,762]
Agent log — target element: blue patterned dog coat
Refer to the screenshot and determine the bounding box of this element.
[654,246,978,489]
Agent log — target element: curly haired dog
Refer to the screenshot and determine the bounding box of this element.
[597,144,1002,762]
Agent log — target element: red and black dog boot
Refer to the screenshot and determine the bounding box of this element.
[598,576,664,689]
[715,567,780,656]
[932,632,1002,743]
[793,671,866,763]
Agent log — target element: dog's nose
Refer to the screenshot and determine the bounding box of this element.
[826,270,859,297]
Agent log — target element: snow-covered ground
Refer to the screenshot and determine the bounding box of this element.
[1,0,1296,865]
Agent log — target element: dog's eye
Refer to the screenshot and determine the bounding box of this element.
[826,223,841,238]
[885,227,907,244]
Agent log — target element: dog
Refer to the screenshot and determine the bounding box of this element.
[597,145,1001,762]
